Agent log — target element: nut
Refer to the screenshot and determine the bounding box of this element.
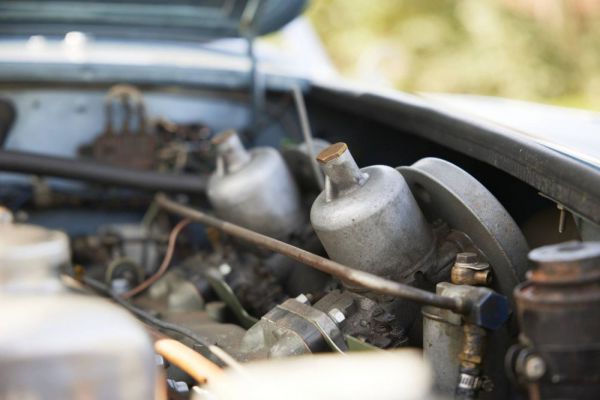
[328,307,346,324]
[524,355,546,381]
[295,293,310,304]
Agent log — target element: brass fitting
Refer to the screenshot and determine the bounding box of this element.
[456,323,487,399]
[451,252,492,286]
[316,142,348,163]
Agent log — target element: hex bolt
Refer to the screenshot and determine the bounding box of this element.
[328,307,346,324]
[295,293,310,304]
[524,355,546,381]
[167,379,190,394]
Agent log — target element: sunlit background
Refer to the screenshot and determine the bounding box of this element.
[303,0,600,111]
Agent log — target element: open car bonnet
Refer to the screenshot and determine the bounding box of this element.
[0,0,307,41]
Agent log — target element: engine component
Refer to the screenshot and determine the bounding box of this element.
[451,252,492,286]
[0,219,156,399]
[312,289,413,348]
[399,157,529,301]
[82,84,158,170]
[207,130,304,240]
[155,193,468,313]
[310,142,434,283]
[456,324,487,400]
[422,293,463,395]
[511,241,600,400]
[423,281,510,399]
[240,296,348,359]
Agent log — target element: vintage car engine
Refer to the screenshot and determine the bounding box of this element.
[0,84,598,400]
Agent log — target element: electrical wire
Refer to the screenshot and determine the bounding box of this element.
[81,274,249,381]
[82,275,217,353]
[121,218,191,299]
[292,85,324,190]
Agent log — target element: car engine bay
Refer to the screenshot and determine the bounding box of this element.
[0,83,598,400]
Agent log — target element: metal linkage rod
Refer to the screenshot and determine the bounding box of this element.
[155,194,469,314]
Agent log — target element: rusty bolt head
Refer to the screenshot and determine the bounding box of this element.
[456,252,478,264]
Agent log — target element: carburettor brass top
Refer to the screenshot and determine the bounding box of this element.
[317,142,348,164]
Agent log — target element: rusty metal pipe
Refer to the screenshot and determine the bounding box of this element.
[155,194,468,314]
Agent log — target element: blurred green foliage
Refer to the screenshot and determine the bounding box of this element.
[307,0,600,110]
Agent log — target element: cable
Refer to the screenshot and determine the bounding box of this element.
[292,85,324,190]
[82,275,246,379]
[121,218,191,299]
[82,276,216,351]
[0,150,207,194]
[155,338,224,384]
[154,194,469,314]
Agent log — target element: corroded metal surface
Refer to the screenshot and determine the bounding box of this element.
[514,241,600,400]
[399,157,529,302]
